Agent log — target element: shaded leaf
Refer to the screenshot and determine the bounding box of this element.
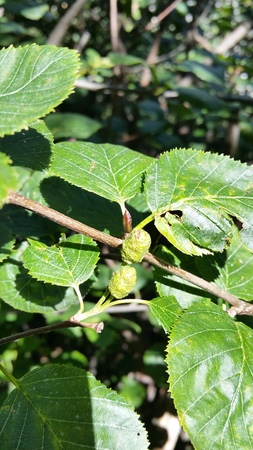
[45,112,102,140]
[23,234,99,288]
[108,52,145,66]
[0,45,80,136]
[168,300,253,449]
[0,152,18,205]
[145,149,253,255]
[0,120,54,171]
[154,245,210,309]
[177,61,225,86]
[0,260,81,313]
[177,87,226,111]
[0,223,15,263]
[40,176,124,236]
[196,225,253,301]
[149,296,182,332]
[50,142,152,208]
[0,365,149,450]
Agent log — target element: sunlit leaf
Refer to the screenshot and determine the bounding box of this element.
[168,300,253,449]
[23,234,99,288]
[50,142,152,208]
[0,45,80,136]
[0,152,18,205]
[145,149,253,255]
[0,365,149,450]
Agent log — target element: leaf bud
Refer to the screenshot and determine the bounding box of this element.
[108,265,137,299]
[121,229,151,264]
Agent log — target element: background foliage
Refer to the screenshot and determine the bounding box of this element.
[0,1,253,448]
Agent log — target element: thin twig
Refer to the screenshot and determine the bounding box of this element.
[6,191,253,316]
[145,0,183,31]
[7,191,122,248]
[0,320,104,346]
[144,252,253,316]
[46,0,87,46]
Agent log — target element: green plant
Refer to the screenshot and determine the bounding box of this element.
[1,44,253,449]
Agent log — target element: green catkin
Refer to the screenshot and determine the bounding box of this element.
[121,229,151,264]
[108,265,137,299]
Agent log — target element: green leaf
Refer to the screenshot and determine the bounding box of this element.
[168,300,253,449]
[177,87,226,111]
[177,61,225,86]
[44,112,102,140]
[149,296,182,332]
[0,204,62,240]
[0,260,83,313]
[145,149,253,255]
[23,234,99,288]
[40,176,124,236]
[50,142,152,208]
[0,365,149,450]
[196,225,253,301]
[154,246,210,309]
[0,45,80,137]
[0,223,15,263]
[0,120,54,171]
[108,52,145,66]
[0,152,18,205]
[4,1,49,20]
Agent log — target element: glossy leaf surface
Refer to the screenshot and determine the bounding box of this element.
[168,301,253,449]
[145,149,253,255]
[0,45,79,136]
[0,365,149,450]
[23,234,99,288]
[50,142,152,208]
[0,152,18,205]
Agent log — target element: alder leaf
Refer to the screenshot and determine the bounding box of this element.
[23,234,99,288]
[50,142,152,209]
[196,225,253,301]
[145,149,253,255]
[167,300,253,449]
[0,120,54,171]
[0,365,149,450]
[0,223,15,263]
[0,260,83,313]
[0,44,80,137]
[149,296,182,332]
[154,245,210,309]
[0,152,18,205]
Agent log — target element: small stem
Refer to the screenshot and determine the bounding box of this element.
[74,297,149,322]
[0,362,19,387]
[134,213,155,231]
[107,298,149,308]
[74,285,84,314]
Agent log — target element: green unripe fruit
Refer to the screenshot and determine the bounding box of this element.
[121,229,151,264]
[108,265,137,299]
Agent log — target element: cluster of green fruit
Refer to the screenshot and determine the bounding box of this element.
[108,229,151,299]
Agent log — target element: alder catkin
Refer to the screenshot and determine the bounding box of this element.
[121,229,151,264]
[108,265,137,299]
